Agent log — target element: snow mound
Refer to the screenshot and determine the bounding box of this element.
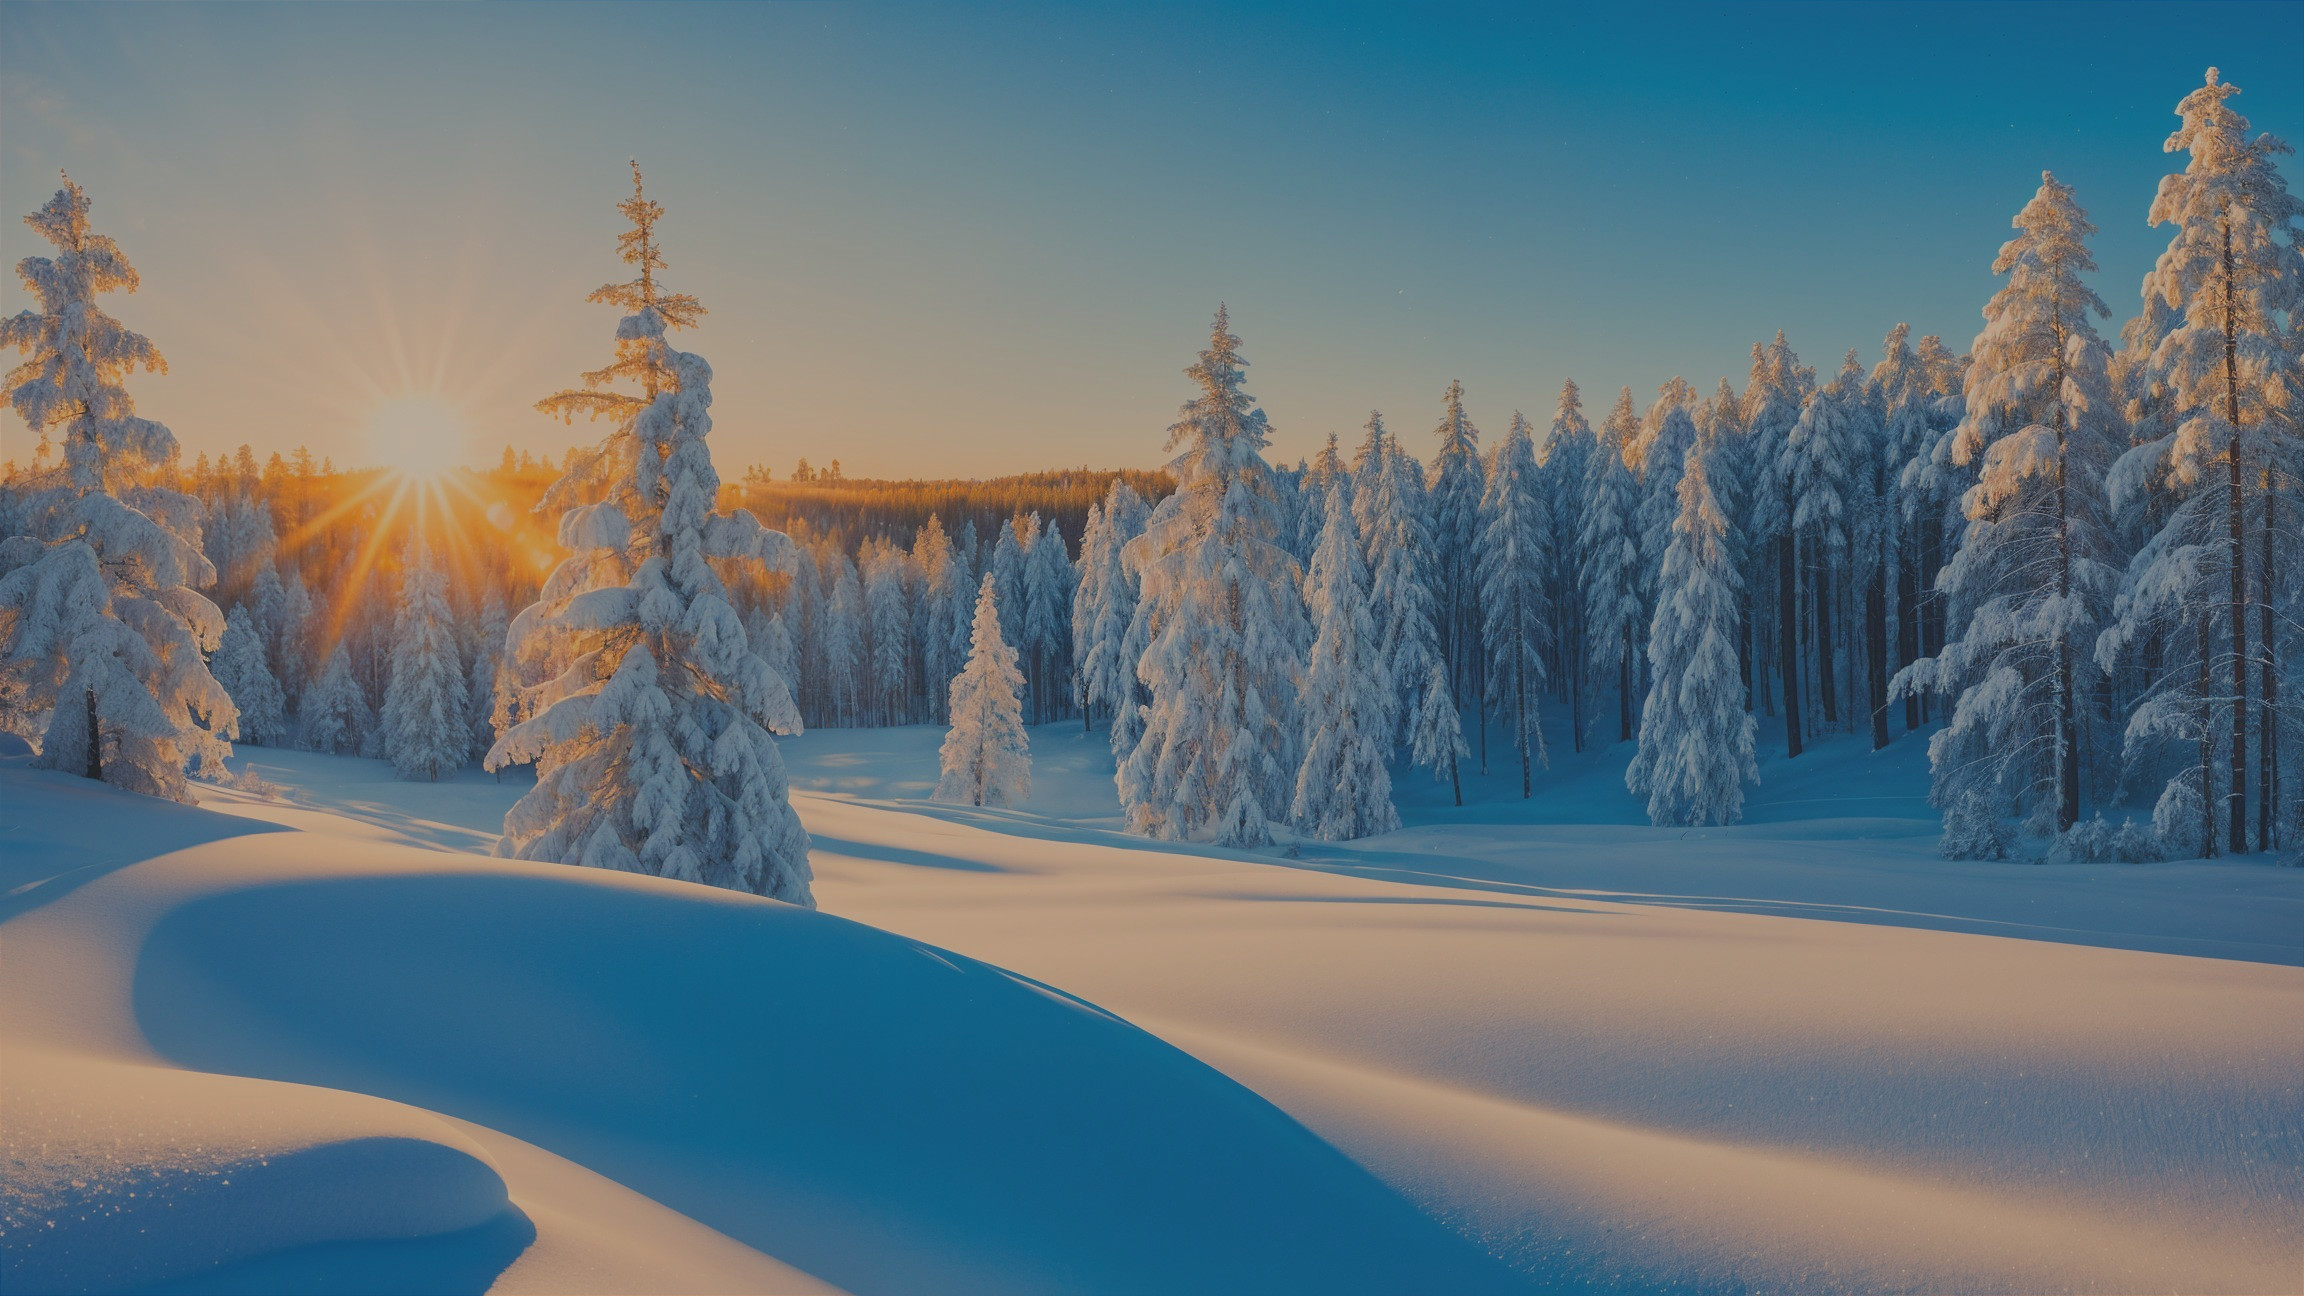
[3,1051,508,1295]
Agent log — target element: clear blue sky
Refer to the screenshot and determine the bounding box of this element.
[3,1,2299,476]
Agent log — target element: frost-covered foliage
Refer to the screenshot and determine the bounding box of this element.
[1901,173,2122,848]
[1939,790,2009,861]
[1073,481,1149,735]
[1292,487,1397,840]
[1629,443,1756,826]
[0,177,234,801]
[381,540,469,781]
[936,574,1031,807]
[488,163,811,902]
[1352,411,1439,747]
[301,643,372,756]
[1479,410,1550,797]
[1580,388,1644,743]
[212,605,287,747]
[1118,307,1306,845]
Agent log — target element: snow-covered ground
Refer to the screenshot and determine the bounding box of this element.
[3,725,2299,1294]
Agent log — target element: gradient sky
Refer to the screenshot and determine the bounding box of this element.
[3,1,2300,478]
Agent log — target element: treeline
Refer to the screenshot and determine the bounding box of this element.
[728,467,1171,555]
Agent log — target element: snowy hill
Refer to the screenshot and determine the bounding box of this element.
[3,728,2300,1293]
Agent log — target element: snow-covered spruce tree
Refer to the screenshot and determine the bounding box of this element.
[0,177,235,800]
[991,514,1027,661]
[1408,661,1468,807]
[1118,307,1306,845]
[487,162,811,902]
[1580,388,1644,744]
[1480,410,1550,798]
[1294,487,1398,837]
[1540,380,1593,747]
[1352,411,1440,748]
[213,604,288,747]
[2114,69,2303,853]
[936,574,1031,807]
[1898,173,2122,845]
[302,642,372,755]
[1871,324,1935,733]
[822,554,864,727]
[1629,438,1757,827]
[1426,380,1485,716]
[381,538,469,781]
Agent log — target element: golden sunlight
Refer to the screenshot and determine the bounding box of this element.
[365,395,470,478]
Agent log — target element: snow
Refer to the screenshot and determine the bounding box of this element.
[4,718,2299,1293]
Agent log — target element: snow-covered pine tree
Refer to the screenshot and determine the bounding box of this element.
[1540,380,1594,747]
[1024,513,1073,724]
[1629,437,1757,826]
[0,177,235,800]
[991,513,1027,660]
[1635,388,1700,655]
[1900,173,2123,847]
[1118,307,1307,844]
[467,592,508,755]
[935,573,1031,807]
[2113,69,2303,853]
[865,541,912,726]
[1292,486,1398,838]
[1074,485,1148,735]
[487,162,811,902]
[1408,662,1468,807]
[381,538,469,781]
[302,643,373,755]
[822,554,864,726]
[912,514,960,722]
[1580,388,1644,744]
[1295,431,1348,560]
[1351,411,1441,748]
[214,604,288,747]
[1782,352,1870,733]
[1916,178,2110,848]
[1426,380,1485,716]
[1742,332,1816,755]
[1480,410,1550,798]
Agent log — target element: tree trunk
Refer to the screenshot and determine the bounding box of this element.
[2200,619,2217,858]
[2262,470,2279,850]
[1778,532,1803,757]
[2053,340,2079,834]
[1898,528,1920,731]
[1866,559,1890,750]
[83,685,101,782]
[2224,209,2249,854]
[1516,651,1531,800]
[1617,644,1633,744]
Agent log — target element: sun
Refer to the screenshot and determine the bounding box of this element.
[365,395,470,479]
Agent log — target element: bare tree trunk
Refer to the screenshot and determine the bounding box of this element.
[1778,532,1803,757]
